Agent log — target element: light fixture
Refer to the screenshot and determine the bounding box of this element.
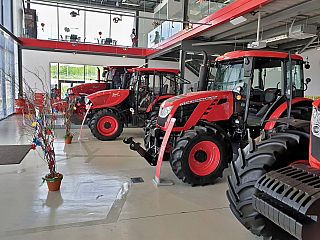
[113,16,122,23]
[230,16,247,25]
[122,2,139,6]
[116,1,119,6]
[70,10,80,17]
[265,34,288,43]
[224,0,231,3]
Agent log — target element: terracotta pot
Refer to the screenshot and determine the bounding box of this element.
[64,136,73,144]
[45,175,63,191]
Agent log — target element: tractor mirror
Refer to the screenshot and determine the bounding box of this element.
[243,57,254,78]
[304,57,310,69]
[306,78,311,84]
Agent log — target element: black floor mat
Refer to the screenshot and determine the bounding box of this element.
[0,145,31,165]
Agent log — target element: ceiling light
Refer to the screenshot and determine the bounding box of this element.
[224,0,231,4]
[70,10,79,17]
[230,16,247,25]
[265,34,288,43]
[122,2,139,6]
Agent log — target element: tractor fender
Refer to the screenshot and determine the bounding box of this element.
[263,96,312,130]
[146,95,175,113]
[104,107,128,127]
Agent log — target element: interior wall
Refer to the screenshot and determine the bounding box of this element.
[21,50,199,94]
[21,49,144,92]
[300,49,320,98]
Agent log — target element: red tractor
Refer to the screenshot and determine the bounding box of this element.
[125,50,312,186]
[66,66,137,124]
[226,97,320,240]
[85,68,191,141]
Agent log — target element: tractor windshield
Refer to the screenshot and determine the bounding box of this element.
[208,62,249,92]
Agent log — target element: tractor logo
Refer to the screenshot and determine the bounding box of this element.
[112,92,120,97]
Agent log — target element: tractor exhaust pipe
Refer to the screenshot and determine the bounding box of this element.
[197,50,209,91]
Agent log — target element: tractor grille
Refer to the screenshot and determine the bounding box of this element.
[253,164,320,240]
[157,103,199,128]
[172,103,199,127]
[157,115,168,127]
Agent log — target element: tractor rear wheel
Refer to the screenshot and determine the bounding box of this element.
[226,130,309,239]
[170,125,232,186]
[90,110,123,141]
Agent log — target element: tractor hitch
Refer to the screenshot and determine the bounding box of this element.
[123,137,157,166]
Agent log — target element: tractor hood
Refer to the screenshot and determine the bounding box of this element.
[68,83,106,96]
[161,91,231,108]
[86,89,129,109]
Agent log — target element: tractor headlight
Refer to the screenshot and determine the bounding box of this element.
[159,106,173,118]
[312,106,320,137]
[85,97,90,104]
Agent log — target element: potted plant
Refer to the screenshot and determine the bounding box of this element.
[11,67,64,191]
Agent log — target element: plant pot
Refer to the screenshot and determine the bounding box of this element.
[64,136,73,144]
[45,174,63,191]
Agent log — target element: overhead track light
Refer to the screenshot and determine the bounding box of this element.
[70,10,80,17]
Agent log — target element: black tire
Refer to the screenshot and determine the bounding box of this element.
[226,130,309,239]
[170,125,232,186]
[90,110,123,141]
[70,113,84,125]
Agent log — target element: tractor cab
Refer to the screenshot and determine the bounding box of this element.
[127,68,188,114]
[209,51,308,128]
[102,66,137,90]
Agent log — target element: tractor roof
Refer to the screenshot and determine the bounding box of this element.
[216,51,303,62]
[128,68,180,74]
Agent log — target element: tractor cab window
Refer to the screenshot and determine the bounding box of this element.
[286,60,304,91]
[210,63,249,92]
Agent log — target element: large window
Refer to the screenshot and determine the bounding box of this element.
[50,63,104,98]
[31,2,134,47]
[0,29,17,119]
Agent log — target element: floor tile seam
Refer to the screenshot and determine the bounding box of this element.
[119,206,230,221]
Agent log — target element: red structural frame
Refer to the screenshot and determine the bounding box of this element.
[19,0,275,57]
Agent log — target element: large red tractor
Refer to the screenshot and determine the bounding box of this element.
[226,97,320,240]
[84,68,191,141]
[66,66,137,124]
[125,50,312,186]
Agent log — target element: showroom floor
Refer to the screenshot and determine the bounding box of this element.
[0,115,260,240]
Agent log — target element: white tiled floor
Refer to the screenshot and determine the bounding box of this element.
[0,115,260,240]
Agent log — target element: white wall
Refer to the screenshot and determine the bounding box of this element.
[22,50,199,94]
[300,49,320,98]
[22,49,144,92]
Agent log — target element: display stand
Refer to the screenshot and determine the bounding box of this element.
[78,103,92,141]
[152,118,176,187]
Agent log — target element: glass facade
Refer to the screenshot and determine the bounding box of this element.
[0,29,17,119]
[31,2,135,47]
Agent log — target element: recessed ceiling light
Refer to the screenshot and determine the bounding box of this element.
[230,16,247,25]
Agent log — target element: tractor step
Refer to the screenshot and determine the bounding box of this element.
[123,137,157,166]
[253,163,320,240]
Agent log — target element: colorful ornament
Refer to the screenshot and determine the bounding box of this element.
[73,107,77,110]
[31,144,36,150]
[32,122,37,127]
[53,108,57,113]
[77,103,81,106]
[27,113,32,118]
[65,94,69,98]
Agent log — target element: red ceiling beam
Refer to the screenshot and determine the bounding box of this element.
[145,0,275,56]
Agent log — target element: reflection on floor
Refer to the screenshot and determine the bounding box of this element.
[0,115,260,240]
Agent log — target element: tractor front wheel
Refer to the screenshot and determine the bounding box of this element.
[170,125,232,186]
[90,110,123,141]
